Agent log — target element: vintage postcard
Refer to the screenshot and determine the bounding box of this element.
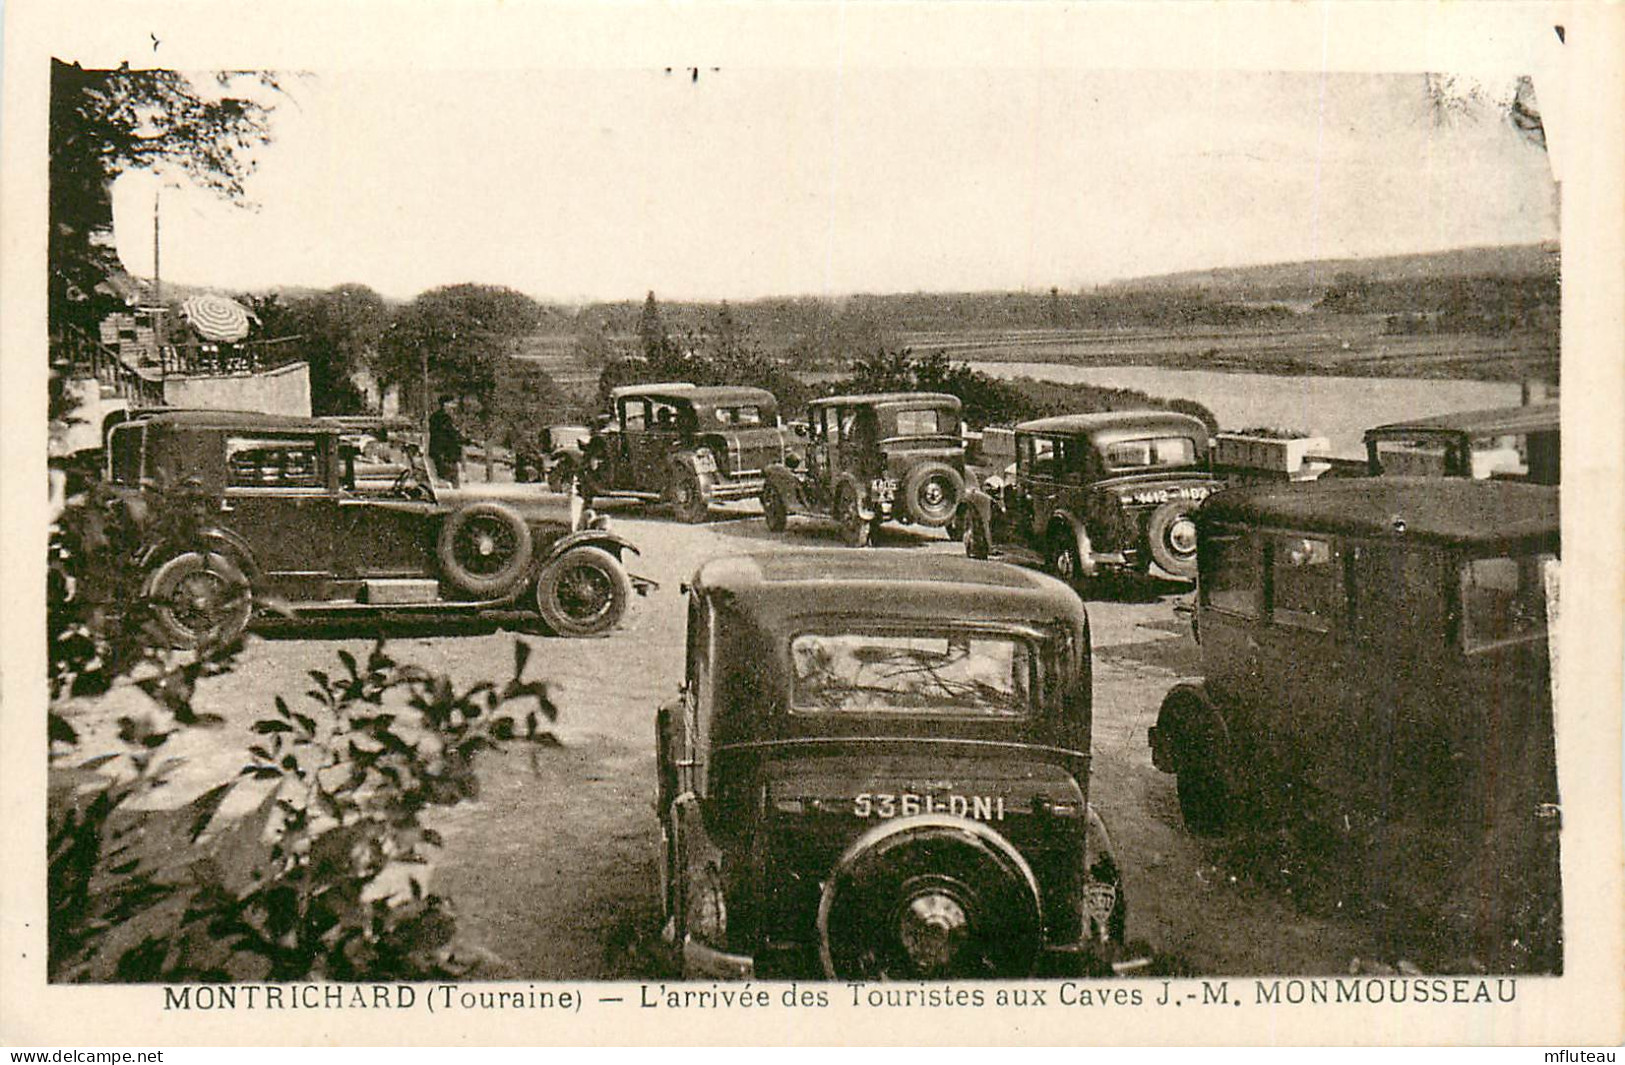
[2,0,1621,1048]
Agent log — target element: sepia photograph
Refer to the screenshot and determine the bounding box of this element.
[3,0,1621,1048]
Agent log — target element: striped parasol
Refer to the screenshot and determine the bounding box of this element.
[180,295,253,343]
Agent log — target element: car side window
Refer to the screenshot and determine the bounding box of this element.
[622,400,648,432]
[1027,436,1059,481]
[1460,553,1553,652]
[1269,535,1343,632]
[1201,528,1262,618]
[225,436,326,490]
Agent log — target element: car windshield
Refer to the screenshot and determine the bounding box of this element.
[789,631,1033,717]
[1460,552,1556,652]
[1102,435,1197,471]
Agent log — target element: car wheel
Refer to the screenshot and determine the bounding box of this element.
[901,462,964,528]
[1146,500,1201,580]
[836,489,871,548]
[963,514,991,560]
[667,465,711,524]
[147,551,252,649]
[1046,526,1085,586]
[437,502,534,597]
[1164,693,1230,835]
[534,545,631,637]
[818,818,1044,979]
[761,484,789,532]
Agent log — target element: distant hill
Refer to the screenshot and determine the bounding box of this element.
[1103,242,1560,302]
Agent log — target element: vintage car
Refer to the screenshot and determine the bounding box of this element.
[1364,401,1559,484]
[104,410,648,645]
[559,383,789,522]
[960,411,1222,583]
[761,392,967,546]
[514,424,593,489]
[1148,479,1560,968]
[656,550,1127,979]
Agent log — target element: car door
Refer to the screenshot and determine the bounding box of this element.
[219,433,339,600]
[1021,434,1062,541]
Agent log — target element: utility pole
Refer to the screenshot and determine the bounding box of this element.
[153,190,165,375]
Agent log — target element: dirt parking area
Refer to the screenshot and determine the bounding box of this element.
[89,501,1386,978]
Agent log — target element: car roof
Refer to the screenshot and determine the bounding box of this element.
[609,382,697,399]
[1364,402,1560,437]
[122,409,333,433]
[1199,477,1559,548]
[691,550,1085,629]
[1017,410,1209,437]
[683,385,779,406]
[809,391,961,409]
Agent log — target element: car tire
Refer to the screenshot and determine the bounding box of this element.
[1046,526,1085,587]
[667,463,711,524]
[437,502,534,598]
[837,489,871,548]
[818,817,1044,979]
[901,462,964,528]
[534,545,631,637]
[147,551,252,649]
[1146,500,1201,580]
[761,484,789,532]
[1165,694,1230,836]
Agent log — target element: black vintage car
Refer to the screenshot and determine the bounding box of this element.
[960,411,1222,583]
[761,392,967,546]
[1363,401,1560,484]
[656,550,1126,980]
[563,383,790,522]
[105,410,647,645]
[1149,478,1560,970]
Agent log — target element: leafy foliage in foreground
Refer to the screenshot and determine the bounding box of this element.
[50,639,557,982]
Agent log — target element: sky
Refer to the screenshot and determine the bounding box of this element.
[108,68,1559,305]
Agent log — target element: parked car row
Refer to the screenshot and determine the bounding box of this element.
[96,396,1561,980]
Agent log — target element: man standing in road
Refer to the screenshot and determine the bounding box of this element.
[429,394,464,487]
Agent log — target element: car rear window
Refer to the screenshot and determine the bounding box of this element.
[714,405,763,426]
[1270,535,1343,632]
[1103,436,1197,471]
[894,409,944,436]
[788,631,1032,718]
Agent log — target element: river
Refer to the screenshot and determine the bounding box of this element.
[970,362,1525,457]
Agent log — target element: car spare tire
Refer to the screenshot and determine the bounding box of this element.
[817,816,1043,980]
[900,462,964,527]
[1145,499,1201,580]
[437,502,534,597]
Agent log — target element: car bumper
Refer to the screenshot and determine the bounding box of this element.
[682,938,1133,980]
[682,937,756,979]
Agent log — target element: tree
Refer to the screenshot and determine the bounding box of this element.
[49,60,282,333]
[638,291,674,361]
[249,285,389,414]
[378,284,542,417]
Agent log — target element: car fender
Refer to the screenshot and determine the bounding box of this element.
[1048,510,1098,578]
[537,529,640,574]
[143,526,262,583]
[763,464,809,512]
[834,472,874,520]
[1081,803,1127,944]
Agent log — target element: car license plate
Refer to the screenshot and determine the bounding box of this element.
[853,792,1006,821]
[1121,484,1211,506]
